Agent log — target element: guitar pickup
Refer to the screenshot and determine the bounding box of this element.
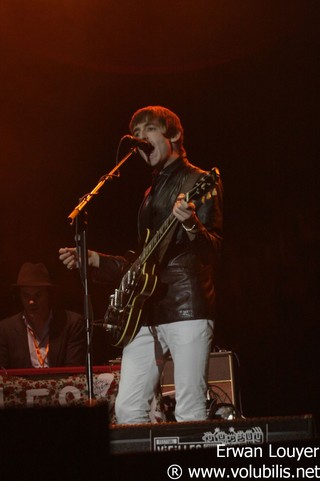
[114,289,123,307]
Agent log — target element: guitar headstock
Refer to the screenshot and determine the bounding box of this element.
[186,167,220,204]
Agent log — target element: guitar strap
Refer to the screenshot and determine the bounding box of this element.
[158,170,203,264]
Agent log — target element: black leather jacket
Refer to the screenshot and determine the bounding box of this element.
[94,157,223,325]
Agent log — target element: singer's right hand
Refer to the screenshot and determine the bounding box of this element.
[58,247,78,270]
[58,247,100,269]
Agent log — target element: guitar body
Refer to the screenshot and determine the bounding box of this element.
[105,261,157,347]
[103,167,219,347]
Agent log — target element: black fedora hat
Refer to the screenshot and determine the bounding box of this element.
[13,262,53,287]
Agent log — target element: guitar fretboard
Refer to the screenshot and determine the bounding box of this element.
[140,214,177,265]
[124,167,218,281]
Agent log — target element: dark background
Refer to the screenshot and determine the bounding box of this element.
[1,1,319,427]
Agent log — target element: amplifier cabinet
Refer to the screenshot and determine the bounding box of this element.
[161,350,238,409]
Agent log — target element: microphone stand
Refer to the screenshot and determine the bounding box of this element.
[67,147,137,406]
[75,210,95,405]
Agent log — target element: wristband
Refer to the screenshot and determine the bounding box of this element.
[182,223,197,233]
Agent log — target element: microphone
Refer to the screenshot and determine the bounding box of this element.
[124,135,154,155]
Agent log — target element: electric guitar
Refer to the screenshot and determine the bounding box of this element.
[104,167,220,347]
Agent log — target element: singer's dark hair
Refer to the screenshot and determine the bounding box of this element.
[129,106,186,156]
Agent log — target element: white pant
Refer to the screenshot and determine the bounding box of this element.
[115,319,214,424]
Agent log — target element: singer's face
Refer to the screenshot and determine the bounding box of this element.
[132,120,179,169]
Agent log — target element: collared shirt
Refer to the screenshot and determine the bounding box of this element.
[23,313,52,368]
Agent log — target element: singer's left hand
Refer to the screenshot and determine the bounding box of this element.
[173,193,196,225]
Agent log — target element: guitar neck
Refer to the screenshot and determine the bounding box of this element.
[129,167,218,275]
[132,213,177,271]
